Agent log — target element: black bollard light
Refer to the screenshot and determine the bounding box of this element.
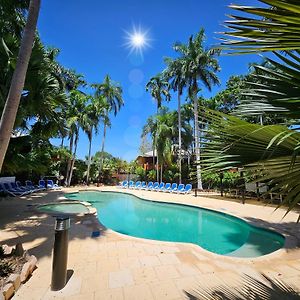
[51,216,70,291]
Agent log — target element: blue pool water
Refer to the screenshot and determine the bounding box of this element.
[65,191,284,257]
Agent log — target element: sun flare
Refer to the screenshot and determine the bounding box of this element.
[124,24,151,56]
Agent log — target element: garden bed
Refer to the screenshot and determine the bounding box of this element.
[0,244,37,299]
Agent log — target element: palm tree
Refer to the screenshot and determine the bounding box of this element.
[65,90,88,186]
[0,0,40,172]
[202,0,300,214]
[92,75,124,182]
[83,96,108,185]
[173,29,220,189]
[156,110,175,182]
[146,74,170,181]
[164,57,186,183]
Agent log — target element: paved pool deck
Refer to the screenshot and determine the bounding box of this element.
[0,186,299,299]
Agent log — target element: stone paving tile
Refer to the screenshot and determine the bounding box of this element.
[281,275,300,291]
[123,283,155,300]
[133,267,160,284]
[158,253,181,265]
[191,250,210,261]
[176,264,201,276]
[109,269,134,288]
[107,248,129,258]
[97,257,120,273]
[74,262,98,278]
[154,265,180,280]
[150,280,182,300]
[174,276,198,292]
[160,245,180,253]
[80,273,108,294]
[287,260,300,271]
[42,276,82,299]
[127,246,147,257]
[273,265,300,277]
[14,287,49,300]
[195,261,218,274]
[143,244,163,255]
[94,288,124,300]
[119,257,142,270]
[67,293,95,300]
[139,255,161,267]
[176,251,200,265]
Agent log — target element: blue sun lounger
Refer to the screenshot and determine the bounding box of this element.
[178,184,192,194]
[15,181,36,193]
[0,182,30,197]
[176,184,185,193]
[128,181,135,189]
[140,181,147,190]
[26,180,45,191]
[146,181,154,190]
[169,183,178,193]
[134,181,141,189]
[117,180,128,188]
[155,182,164,192]
[151,182,159,191]
[163,183,171,192]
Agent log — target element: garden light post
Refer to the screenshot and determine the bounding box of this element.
[51,216,70,291]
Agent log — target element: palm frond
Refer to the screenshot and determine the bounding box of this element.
[201,108,300,213]
[221,0,300,53]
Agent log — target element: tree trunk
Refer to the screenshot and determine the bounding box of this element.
[156,106,159,182]
[98,122,107,182]
[177,92,182,184]
[193,91,203,190]
[86,132,92,185]
[160,163,163,182]
[65,133,74,186]
[0,0,41,172]
[68,130,79,186]
[156,139,159,182]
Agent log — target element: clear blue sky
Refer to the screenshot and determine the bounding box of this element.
[38,0,260,162]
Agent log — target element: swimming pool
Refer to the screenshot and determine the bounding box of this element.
[65,191,285,257]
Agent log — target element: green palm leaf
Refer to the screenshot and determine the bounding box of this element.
[221,1,300,53]
[201,109,300,215]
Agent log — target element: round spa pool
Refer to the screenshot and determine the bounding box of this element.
[37,202,90,215]
[65,191,285,257]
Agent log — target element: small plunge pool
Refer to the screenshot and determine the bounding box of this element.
[65,191,285,258]
[37,202,89,215]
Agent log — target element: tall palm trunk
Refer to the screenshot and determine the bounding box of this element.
[156,106,159,182]
[98,122,107,182]
[65,134,74,186]
[193,85,203,190]
[177,92,182,184]
[86,131,92,185]
[0,0,41,172]
[68,130,79,186]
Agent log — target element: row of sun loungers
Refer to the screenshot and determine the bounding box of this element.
[0,180,61,197]
[118,181,192,194]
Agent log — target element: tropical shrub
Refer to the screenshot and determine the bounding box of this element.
[147,170,156,181]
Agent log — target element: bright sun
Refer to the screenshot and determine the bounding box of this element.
[124,24,151,56]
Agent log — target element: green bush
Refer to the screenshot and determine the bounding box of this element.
[135,166,146,181]
[202,171,240,189]
[147,170,156,181]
